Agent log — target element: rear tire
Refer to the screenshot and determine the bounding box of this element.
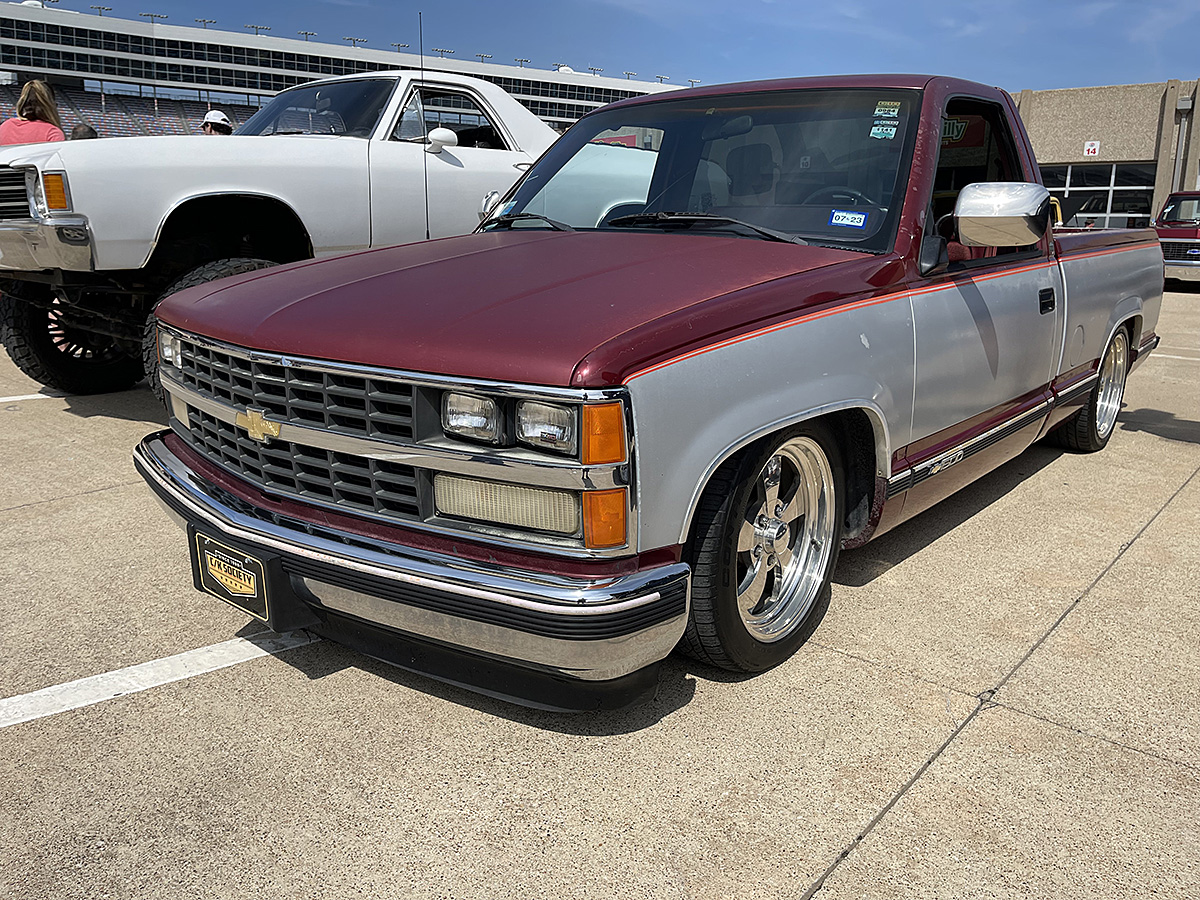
[0,286,143,395]
[680,421,844,672]
[1050,327,1130,453]
[144,257,276,401]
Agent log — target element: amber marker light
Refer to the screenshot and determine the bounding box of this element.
[42,174,69,211]
[583,488,627,548]
[582,402,626,465]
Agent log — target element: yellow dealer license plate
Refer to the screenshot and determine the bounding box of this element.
[193,532,269,621]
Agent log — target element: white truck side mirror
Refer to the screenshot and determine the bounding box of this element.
[426,127,459,154]
[955,182,1051,247]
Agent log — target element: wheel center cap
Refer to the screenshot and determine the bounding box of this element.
[756,516,788,551]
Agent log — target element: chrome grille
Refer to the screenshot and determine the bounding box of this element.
[180,407,421,521]
[1160,240,1200,261]
[0,168,30,220]
[179,339,414,441]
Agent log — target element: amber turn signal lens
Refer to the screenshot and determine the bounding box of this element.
[43,174,69,211]
[582,402,625,465]
[583,489,627,548]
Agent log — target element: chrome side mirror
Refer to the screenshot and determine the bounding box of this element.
[479,190,502,222]
[955,182,1051,247]
[426,127,459,154]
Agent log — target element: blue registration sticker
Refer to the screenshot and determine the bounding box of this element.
[829,209,868,229]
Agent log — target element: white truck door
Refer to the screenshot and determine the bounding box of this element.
[368,85,532,247]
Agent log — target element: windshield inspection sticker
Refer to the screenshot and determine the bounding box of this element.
[870,121,897,140]
[830,210,868,228]
[874,100,901,118]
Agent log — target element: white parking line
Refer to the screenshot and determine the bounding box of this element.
[0,392,67,403]
[0,630,321,730]
[1151,353,1200,362]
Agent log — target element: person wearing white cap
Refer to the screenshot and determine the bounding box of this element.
[201,109,232,135]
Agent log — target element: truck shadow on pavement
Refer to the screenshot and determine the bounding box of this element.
[834,443,1063,588]
[1118,407,1200,445]
[59,383,168,426]
[261,627,699,735]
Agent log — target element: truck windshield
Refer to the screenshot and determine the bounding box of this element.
[489,88,919,252]
[1158,195,1200,223]
[239,79,396,138]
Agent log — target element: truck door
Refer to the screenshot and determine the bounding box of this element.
[368,84,534,246]
[905,96,1061,513]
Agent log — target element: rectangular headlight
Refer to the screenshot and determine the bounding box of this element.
[516,401,577,454]
[434,474,579,534]
[158,328,182,369]
[442,392,501,444]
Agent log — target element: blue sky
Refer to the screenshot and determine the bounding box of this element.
[61,0,1199,92]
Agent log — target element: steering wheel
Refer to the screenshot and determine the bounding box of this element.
[802,185,876,206]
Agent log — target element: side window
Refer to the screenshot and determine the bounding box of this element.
[930,98,1029,264]
[391,87,509,150]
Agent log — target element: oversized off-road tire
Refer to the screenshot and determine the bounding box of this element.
[0,286,143,395]
[1049,327,1130,453]
[144,257,276,401]
[680,421,845,672]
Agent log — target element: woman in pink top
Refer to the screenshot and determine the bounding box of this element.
[0,80,66,145]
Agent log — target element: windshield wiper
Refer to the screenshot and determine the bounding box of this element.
[484,213,575,232]
[606,212,807,244]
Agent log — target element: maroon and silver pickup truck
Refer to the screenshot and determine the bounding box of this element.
[1154,190,1200,281]
[134,75,1163,710]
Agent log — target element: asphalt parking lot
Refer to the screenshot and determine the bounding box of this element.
[1,290,1197,900]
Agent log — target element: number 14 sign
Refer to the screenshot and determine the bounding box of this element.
[1084,141,1101,157]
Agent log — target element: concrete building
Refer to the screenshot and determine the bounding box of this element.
[1015,80,1200,228]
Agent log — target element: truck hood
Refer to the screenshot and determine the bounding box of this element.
[1156,224,1200,238]
[156,231,860,387]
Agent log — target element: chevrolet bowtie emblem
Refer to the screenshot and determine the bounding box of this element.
[235,408,281,443]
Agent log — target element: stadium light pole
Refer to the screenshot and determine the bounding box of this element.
[623,71,636,80]
[514,58,529,68]
[431,48,454,58]
[195,18,215,29]
[688,79,701,87]
[139,12,168,25]
[343,37,368,48]
[90,4,111,14]
[475,53,492,64]
[298,31,317,42]
[656,74,670,83]
[588,66,603,77]
[244,24,271,36]
[391,42,409,51]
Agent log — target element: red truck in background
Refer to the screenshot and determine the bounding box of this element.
[1155,191,1200,281]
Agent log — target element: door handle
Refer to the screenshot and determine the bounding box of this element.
[1038,287,1055,315]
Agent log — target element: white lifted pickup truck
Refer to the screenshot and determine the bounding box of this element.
[0,71,557,395]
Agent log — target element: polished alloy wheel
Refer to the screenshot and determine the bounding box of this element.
[1095,329,1129,440]
[734,435,837,642]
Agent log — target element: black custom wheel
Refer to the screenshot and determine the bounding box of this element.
[144,257,276,401]
[1050,327,1130,453]
[0,286,143,394]
[681,422,844,672]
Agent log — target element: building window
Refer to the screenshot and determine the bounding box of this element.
[1041,162,1156,228]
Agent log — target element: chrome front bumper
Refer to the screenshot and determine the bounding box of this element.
[0,218,92,271]
[1164,263,1200,281]
[133,431,689,707]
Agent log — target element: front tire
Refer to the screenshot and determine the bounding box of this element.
[1050,327,1130,453]
[0,286,143,394]
[144,257,276,401]
[681,422,845,672]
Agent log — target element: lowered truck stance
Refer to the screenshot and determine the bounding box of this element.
[134,75,1162,710]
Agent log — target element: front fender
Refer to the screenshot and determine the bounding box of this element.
[625,293,915,551]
